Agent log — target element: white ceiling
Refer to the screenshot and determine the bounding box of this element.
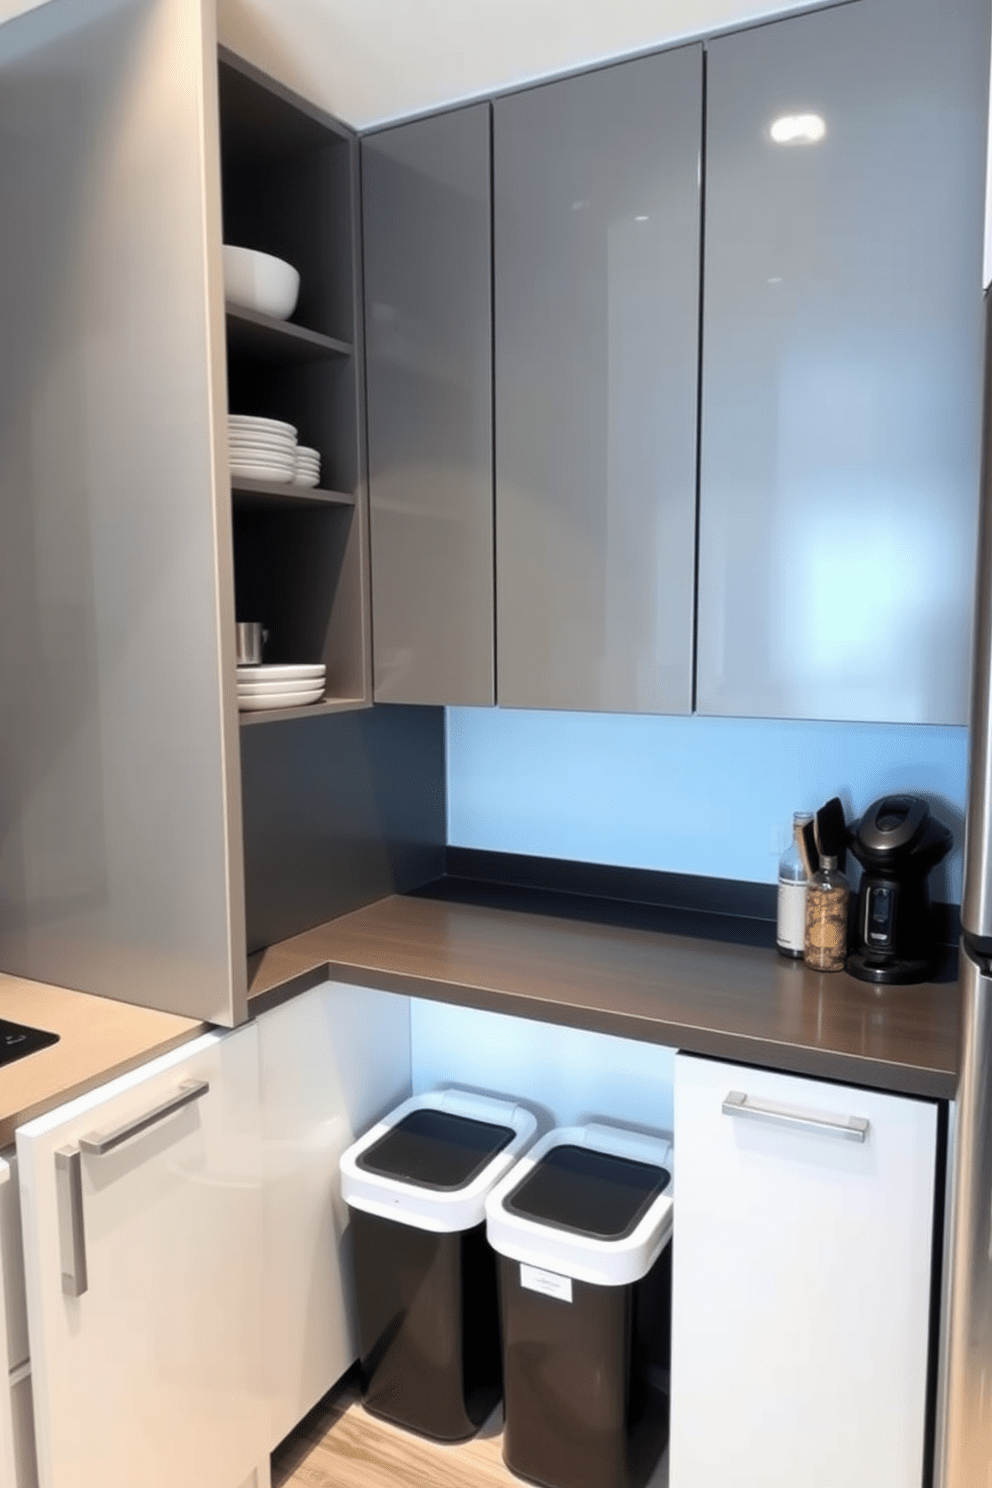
[0,0,831,129]
[217,0,827,129]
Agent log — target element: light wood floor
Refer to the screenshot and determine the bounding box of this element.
[272,1382,670,1488]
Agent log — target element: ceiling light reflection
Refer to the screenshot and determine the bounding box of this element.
[770,113,826,146]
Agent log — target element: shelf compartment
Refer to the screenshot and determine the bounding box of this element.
[232,477,357,511]
[219,53,355,348]
[233,502,366,702]
[227,357,357,498]
[226,307,352,363]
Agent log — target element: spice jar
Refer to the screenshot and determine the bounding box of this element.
[804,853,850,972]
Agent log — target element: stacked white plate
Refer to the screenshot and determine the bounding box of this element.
[229,415,298,483]
[294,445,322,488]
[237,662,326,711]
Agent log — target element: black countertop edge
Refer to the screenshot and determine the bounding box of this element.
[434,848,962,958]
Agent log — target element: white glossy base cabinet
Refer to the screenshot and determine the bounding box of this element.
[258,980,411,1449]
[669,1054,939,1488]
[0,1156,36,1488]
[16,1029,266,1488]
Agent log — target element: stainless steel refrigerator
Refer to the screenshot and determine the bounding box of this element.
[938,294,992,1487]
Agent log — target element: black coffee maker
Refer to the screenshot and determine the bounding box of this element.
[846,795,952,984]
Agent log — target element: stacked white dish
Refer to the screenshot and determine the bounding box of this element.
[229,415,298,483]
[237,663,326,712]
[294,445,322,488]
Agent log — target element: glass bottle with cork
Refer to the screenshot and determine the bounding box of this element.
[804,798,851,973]
[777,811,814,958]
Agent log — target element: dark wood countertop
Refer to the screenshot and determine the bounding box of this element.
[247,885,961,1100]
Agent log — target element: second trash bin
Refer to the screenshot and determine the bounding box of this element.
[340,1088,537,1441]
[486,1122,674,1488]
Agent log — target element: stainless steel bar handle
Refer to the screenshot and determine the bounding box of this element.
[722,1090,869,1143]
[78,1079,209,1157]
[55,1147,87,1298]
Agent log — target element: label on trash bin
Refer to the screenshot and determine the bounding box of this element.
[520,1263,572,1303]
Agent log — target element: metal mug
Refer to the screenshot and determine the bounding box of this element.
[235,622,269,665]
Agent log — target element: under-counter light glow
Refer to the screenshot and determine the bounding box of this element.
[770,113,826,145]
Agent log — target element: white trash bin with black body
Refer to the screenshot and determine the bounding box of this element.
[486,1123,674,1488]
[340,1089,537,1441]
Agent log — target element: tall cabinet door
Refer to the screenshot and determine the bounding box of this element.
[16,1030,265,1488]
[494,48,702,714]
[363,104,494,706]
[0,0,245,1023]
[670,1053,939,1488]
[697,0,989,723]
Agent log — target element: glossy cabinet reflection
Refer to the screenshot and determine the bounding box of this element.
[494,49,702,713]
[697,0,988,723]
[363,105,494,706]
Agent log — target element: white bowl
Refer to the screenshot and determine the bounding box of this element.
[223,246,301,321]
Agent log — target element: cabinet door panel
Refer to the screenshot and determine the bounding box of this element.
[259,980,411,1447]
[0,0,244,1022]
[17,1030,264,1488]
[364,104,494,706]
[670,1053,938,1488]
[697,0,987,722]
[494,48,701,713]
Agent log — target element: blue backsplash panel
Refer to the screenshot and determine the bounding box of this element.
[446,708,969,903]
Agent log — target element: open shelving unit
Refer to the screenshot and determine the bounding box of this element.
[217,48,371,725]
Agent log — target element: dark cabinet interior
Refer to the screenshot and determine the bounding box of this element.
[218,49,372,717]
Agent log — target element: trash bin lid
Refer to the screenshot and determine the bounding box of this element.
[485,1123,674,1287]
[356,1108,516,1191]
[340,1089,538,1234]
[502,1144,670,1241]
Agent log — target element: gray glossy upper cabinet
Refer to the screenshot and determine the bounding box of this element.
[363,105,495,706]
[697,0,989,723]
[494,49,702,713]
[0,0,246,1024]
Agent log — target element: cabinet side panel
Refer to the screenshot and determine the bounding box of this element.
[364,104,495,706]
[240,704,446,953]
[494,46,701,714]
[697,0,988,723]
[260,979,412,1446]
[0,0,245,1021]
